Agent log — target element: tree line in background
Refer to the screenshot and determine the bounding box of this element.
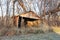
[0,0,60,27]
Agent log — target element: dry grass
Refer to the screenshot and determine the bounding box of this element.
[0,16,59,36]
[52,26,60,35]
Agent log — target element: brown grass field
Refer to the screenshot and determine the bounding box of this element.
[0,15,60,36]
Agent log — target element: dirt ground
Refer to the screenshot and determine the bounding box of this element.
[0,32,60,40]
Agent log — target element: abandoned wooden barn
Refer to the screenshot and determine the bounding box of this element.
[13,11,41,28]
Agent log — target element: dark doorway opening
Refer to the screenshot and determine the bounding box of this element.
[18,16,38,28]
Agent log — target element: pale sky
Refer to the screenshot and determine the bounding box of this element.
[0,0,7,16]
[0,0,60,17]
[0,0,40,16]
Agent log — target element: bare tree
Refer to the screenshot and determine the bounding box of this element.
[0,0,4,25]
[0,0,3,20]
[12,0,17,26]
[18,0,26,12]
[6,0,9,27]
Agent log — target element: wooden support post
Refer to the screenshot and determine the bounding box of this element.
[18,16,25,28]
[20,17,23,28]
[18,16,21,28]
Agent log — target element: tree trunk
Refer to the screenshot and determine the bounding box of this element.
[18,0,26,12]
[6,0,9,27]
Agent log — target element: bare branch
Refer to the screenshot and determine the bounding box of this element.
[17,0,26,12]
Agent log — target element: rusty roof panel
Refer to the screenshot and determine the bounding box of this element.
[20,11,40,19]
